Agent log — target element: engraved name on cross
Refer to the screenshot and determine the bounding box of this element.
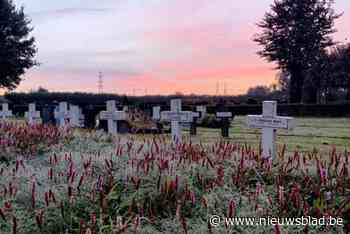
[247,101,295,159]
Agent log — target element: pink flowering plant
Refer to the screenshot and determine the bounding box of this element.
[0,122,72,161]
[0,129,349,233]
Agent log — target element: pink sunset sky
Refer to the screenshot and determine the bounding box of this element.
[7,0,350,95]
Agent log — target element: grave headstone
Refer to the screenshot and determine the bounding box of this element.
[151,106,163,132]
[100,100,128,134]
[68,105,85,127]
[0,103,13,120]
[54,102,69,127]
[152,106,161,121]
[25,103,41,125]
[216,111,233,138]
[190,111,201,136]
[247,101,295,159]
[196,105,207,123]
[160,99,196,143]
[42,104,57,125]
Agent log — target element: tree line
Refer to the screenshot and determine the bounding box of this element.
[254,0,349,103]
[247,42,350,104]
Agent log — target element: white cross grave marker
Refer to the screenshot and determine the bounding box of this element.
[152,106,161,121]
[54,102,69,127]
[247,101,295,159]
[216,111,233,138]
[160,99,197,143]
[68,105,85,127]
[196,105,207,123]
[0,103,13,120]
[25,103,41,125]
[100,100,128,134]
[77,106,85,127]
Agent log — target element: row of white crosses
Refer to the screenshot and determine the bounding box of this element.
[2,99,294,160]
[155,100,295,160]
[1,103,42,124]
[38,100,296,160]
[0,103,13,120]
[153,101,233,140]
[54,102,85,127]
[1,102,84,127]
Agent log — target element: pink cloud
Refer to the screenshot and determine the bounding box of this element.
[13,0,348,95]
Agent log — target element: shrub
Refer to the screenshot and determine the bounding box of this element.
[198,114,222,128]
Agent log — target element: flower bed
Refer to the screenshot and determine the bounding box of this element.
[0,122,73,160]
[0,130,349,233]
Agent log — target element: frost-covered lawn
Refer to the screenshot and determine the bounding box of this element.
[187,116,350,153]
[0,124,349,233]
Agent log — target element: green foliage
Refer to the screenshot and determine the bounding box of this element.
[255,0,340,103]
[198,114,221,128]
[0,0,37,90]
[246,85,272,98]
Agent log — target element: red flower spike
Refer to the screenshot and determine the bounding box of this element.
[49,190,56,204]
[228,199,236,218]
[274,224,281,234]
[12,216,17,234]
[68,186,73,197]
[4,201,11,210]
[180,216,188,234]
[200,196,207,208]
[91,213,97,228]
[77,174,85,192]
[44,192,49,207]
[31,181,36,209]
[190,191,195,206]
[35,210,44,229]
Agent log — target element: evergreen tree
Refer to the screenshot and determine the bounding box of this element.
[254,0,340,103]
[0,0,37,90]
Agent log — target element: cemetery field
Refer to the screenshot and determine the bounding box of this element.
[185,116,350,153]
[0,121,349,234]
